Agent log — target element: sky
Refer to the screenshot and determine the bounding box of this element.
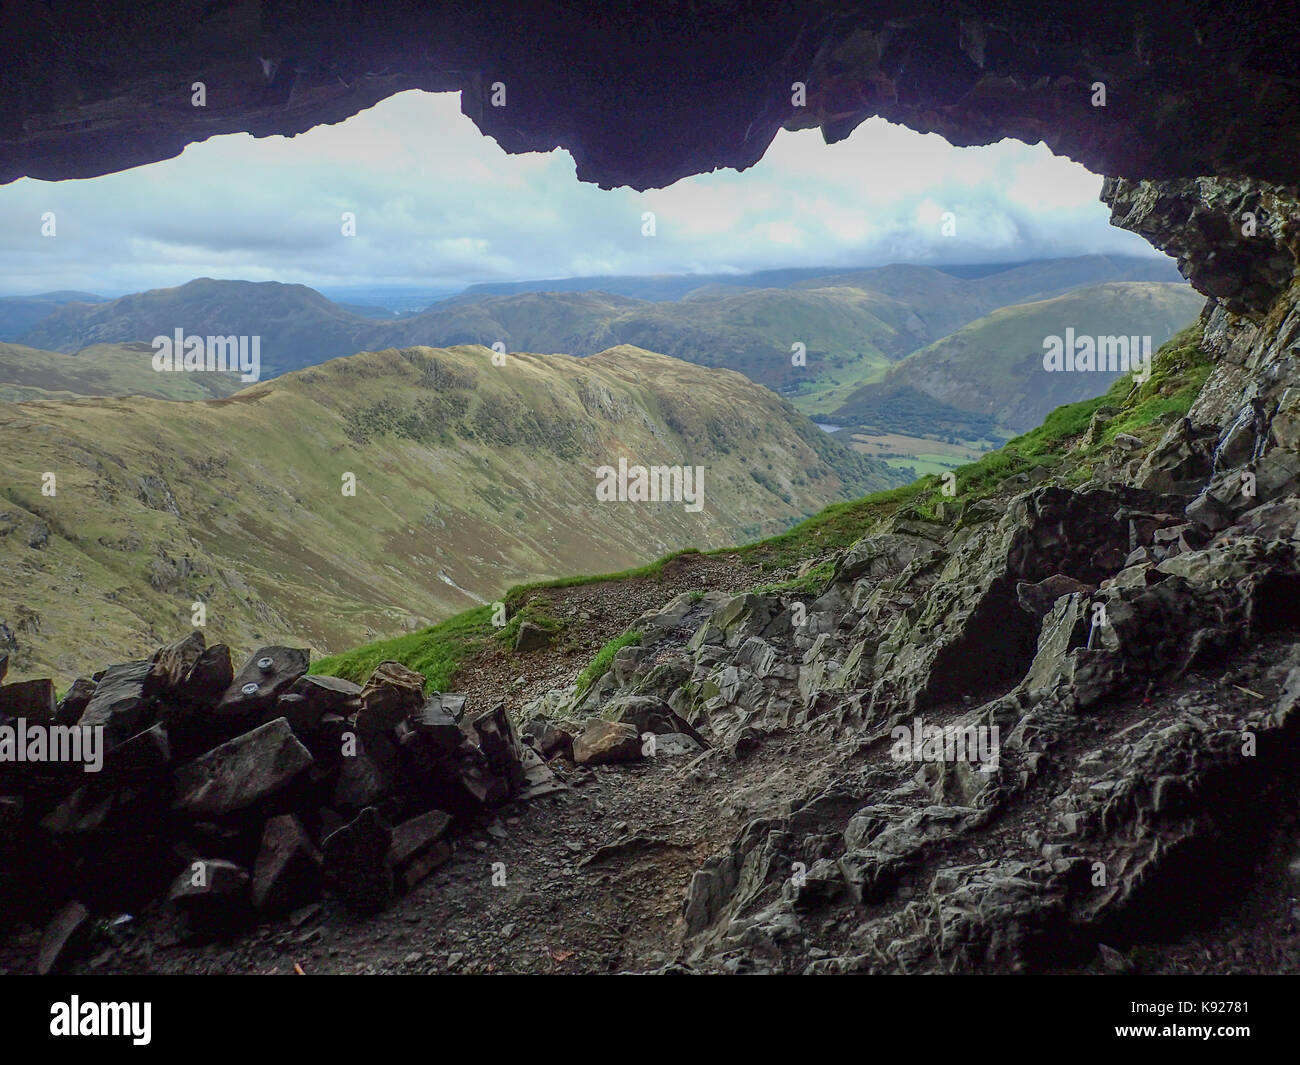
[0,89,1163,297]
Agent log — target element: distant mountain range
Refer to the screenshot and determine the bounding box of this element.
[16,280,382,375]
[0,291,108,340]
[0,344,900,683]
[5,256,1192,422]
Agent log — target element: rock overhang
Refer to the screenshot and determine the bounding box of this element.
[2,1,1299,191]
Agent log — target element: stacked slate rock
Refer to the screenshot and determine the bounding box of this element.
[0,635,563,972]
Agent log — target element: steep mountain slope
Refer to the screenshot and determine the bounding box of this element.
[405,285,907,409]
[0,341,244,402]
[0,344,899,684]
[792,254,1186,351]
[833,282,1205,436]
[391,290,643,354]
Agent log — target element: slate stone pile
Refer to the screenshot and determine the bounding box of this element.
[0,637,563,972]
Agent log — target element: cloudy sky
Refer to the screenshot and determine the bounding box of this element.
[0,89,1162,297]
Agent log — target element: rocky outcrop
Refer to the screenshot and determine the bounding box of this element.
[512,290,1300,970]
[1105,177,1300,316]
[529,484,1195,745]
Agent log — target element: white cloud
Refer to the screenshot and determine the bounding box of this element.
[0,90,1162,296]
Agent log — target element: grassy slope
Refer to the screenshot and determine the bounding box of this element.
[739,322,1211,569]
[1,343,898,684]
[314,323,1213,691]
[600,286,906,411]
[397,287,909,412]
[0,341,245,402]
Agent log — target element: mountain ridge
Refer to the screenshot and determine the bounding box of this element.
[0,342,900,684]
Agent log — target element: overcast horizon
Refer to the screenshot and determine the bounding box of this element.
[0,89,1166,298]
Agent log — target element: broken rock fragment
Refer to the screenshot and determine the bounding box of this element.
[610,694,708,747]
[167,858,252,936]
[77,661,155,746]
[515,744,569,800]
[411,693,465,753]
[216,646,309,722]
[0,678,57,724]
[172,717,313,818]
[252,814,322,912]
[333,732,398,811]
[174,643,235,708]
[573,721,643,765]
[103,722,171,779]
[356,661,426,736]
[36,900,91,975]
[1015,574,1095,621]
[455,744,511,806]
[473,703,528,792]
[323,806,395,914]
[149,630,206,691]
[389,809,452,892]
[282,674,362,731]
[523,717,575,760]
[514,620,554,652]
[54,677,97,726]
[649,733,702,757]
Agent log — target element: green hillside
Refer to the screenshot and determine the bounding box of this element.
[0,341,244,402]
[833,282,1205,437]
[0,344,900,685]
[314,323,1214,696]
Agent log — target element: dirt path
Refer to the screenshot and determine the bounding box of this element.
[0,550,815,975]
[48,731,838,975]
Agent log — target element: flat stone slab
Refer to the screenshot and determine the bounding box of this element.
[173,717,313,818]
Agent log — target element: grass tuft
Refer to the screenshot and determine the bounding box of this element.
[574,630,643,704]
[310,604,496,692]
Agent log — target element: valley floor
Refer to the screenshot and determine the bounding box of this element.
[845,430,994,477]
